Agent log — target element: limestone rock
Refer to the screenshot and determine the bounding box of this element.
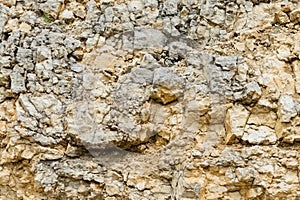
[245,81,262,100]
[70,2,86,19]
[225,105,250,144]
[64,37,81,53]
[0,56,11,68]
[247,112,277,128]
[278,95,297,122]
[0,69,11,88]
[59,9,74,22]
[40,0,63,19]
[151,68,185,104]
[292,60,300,94]
[277,45,292,61]
[19,22,31,33]
[0,4,9,34]
[289,9,300,23]
[163,0,180,15]
[133,28,167,50]
[36,46,51,62]
[215,55,238,71]
[10,67,26,93]
[17,94,43,120]
[128,0,145,14]
[234,81,262,104]
[235,167,258,183]
[2,0,300,199]
[275,11,290,24]
[242,125,277,144]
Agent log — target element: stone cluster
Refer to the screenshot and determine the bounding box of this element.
[1,0,300,199]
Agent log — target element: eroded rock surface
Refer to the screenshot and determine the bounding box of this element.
[1,0,300,199]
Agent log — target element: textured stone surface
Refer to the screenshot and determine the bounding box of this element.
[225,105,250,144]
[1,0,300,199]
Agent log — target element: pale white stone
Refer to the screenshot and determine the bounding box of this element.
[242,125,277,144]
[278,95,297,122]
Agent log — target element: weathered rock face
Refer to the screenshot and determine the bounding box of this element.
[1,0,300,199]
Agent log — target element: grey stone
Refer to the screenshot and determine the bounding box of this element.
[133,28,167,50]
[70,63,84,73]
[30,94,63,115]
[35,60,53,80]
[235,167,258,183]
[48,32,65,45]
[129,67,153,85]
[200,1,226,25]
[10,71,26,93]
[2,0,300,199]
[234,81,262,104]
[0,5,9,35]
[128,0,145,14]
[16,48,32,64]
[151,68,185,104]
[168,41,192,59]
[215,56,238,71]
[36,46,51,62]
[144,0,158,8]
[70,2,86,19]
[245,81,262,99]
[64,37,81,53]
[163,0,179,15]
[20,11,37,25]
[18,94,43,119]
[86,0,101,21]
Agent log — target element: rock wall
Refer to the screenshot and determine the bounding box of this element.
[1,0,300,199]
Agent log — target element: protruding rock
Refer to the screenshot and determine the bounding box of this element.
[278,95,297,122]
[59,9,74,22]
[151,68,185,104]
[19,22,31,33]
[234,81,262,104]
[10,67,26,93]
[242,125,277,144]
[163,0,179,15]
[215,56,238,71]
[64,37,81,53]
[40,0,63,19]
[36,46,51,63]
[289,9,300,23]
[225,104,250,144]
[275,11,290,24]
[245,81,262,101]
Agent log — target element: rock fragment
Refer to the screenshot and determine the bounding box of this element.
[151,68,185,104]
[242,125,277,144]
[275,11,290,24]
[40,0,63,19]
[278,95,297,122]
[10,67,26,93]
[225,104,250,144]
[289,9,300,23]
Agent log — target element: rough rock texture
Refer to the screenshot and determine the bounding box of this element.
[1,0,300,199]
